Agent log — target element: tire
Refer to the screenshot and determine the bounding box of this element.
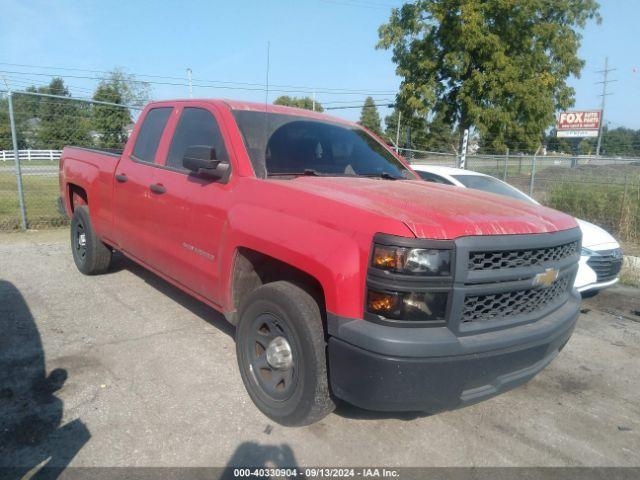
[235,281,335,426]
[70,206,112,275]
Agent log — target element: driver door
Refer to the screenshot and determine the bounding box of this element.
[146,104,233,305]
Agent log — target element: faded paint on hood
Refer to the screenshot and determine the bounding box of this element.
[277,176,578,240]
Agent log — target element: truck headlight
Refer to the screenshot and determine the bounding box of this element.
[372,245,450,276]
[367,290,448,322]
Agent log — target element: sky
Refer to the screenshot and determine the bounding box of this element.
[1,0,639,130]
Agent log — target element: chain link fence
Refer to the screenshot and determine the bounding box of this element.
[401,147,640,245]
[0,90,139,230]
[1,89,639,246]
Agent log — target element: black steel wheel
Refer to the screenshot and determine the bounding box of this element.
[236,281,335,426]
[70,206,112,275]
[247,313,297,401]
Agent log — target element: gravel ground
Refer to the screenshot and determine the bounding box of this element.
[1,229,639,471]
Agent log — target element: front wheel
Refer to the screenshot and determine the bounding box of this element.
[70,206,112,275]
[235,281,335,426]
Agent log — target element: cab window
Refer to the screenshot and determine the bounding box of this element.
[132,107,172,163]
[166,108,229,171]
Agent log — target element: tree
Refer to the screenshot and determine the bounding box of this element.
[92,69,151,149]
[358,97,383,136]
[273,96,323,112]
[384,108,458,152]
[0,88,42,150]
[36,78,91,149]
[377,0,600,153]
[0,95,16,150]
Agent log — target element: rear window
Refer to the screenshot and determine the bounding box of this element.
[132,107,172,163]
[233,110,413,179]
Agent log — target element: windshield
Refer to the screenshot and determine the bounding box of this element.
[452,175,534,203]
[233,110,413,179]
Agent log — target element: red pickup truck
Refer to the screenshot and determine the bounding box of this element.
[59,99,582,426]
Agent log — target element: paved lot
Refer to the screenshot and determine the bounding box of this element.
[1,229,639,470]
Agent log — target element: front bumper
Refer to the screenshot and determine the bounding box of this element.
[327,290,580,412]
[575,251,622,293]
[576,277,618,294]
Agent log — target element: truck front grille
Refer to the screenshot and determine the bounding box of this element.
[468,241,579,271]
[461,277,570,323]
[586,249,623,282]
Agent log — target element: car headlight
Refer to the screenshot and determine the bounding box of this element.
[372,245,451,276]
[581,247,596,257]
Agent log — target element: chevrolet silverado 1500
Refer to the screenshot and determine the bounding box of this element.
[59,100,582,426]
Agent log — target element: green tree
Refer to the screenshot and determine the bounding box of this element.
[92,69,150,149]
[358,97,383,136]
[273,96,323,112]
[545,129,573,154]
[0,88,43,150]
[0,95,15,150]
[377,0,600,153]
[600,127,639,157]
[92,82,131,149]
[36,78,91,149]
[384,108,458,152]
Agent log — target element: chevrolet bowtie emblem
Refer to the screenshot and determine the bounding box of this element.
[533,268,559,288]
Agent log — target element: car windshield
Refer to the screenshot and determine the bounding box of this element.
[233,110,413,179]
[452,175,534,203]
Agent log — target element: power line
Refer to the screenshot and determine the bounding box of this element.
[0,62,396,96]
[325,102,394,110]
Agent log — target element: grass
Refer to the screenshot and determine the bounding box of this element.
[0,173,67,230]
[620,256,640,288]
[539,166,640,245]
[0,160,59,167]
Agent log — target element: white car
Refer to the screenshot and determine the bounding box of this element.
[412,165,623,296]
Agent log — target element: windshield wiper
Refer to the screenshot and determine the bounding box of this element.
[267,169,322,177]
[359,171,401,180]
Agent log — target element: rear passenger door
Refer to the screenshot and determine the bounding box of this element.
[149,105,233,304]
[113,107,173,263]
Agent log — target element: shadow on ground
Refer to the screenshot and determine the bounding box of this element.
[108,252,235,338]
[333,400,430,421]
[222,441,298,478]
[109,253,429,423]
[0,280,90,479]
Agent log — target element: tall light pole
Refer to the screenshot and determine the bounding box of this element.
[187,68,193,98]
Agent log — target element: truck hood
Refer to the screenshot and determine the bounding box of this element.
[276,177,578,239]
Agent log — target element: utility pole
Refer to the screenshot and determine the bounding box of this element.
[395,110,402,153]
[595,57,616,156]
[186,68,193,98]
[312,91,316,112]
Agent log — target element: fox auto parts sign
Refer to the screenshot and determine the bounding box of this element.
[556,111,601,138]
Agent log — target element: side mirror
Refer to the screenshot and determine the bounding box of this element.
[183,145,229,179]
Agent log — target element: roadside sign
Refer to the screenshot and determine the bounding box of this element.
[556,111,601,138]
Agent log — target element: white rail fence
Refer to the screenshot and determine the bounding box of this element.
[0,149,62,162]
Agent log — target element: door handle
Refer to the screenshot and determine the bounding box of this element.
[149,183,166,194]
[115,173,128,183]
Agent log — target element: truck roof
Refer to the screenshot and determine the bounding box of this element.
[147,99,355,127]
